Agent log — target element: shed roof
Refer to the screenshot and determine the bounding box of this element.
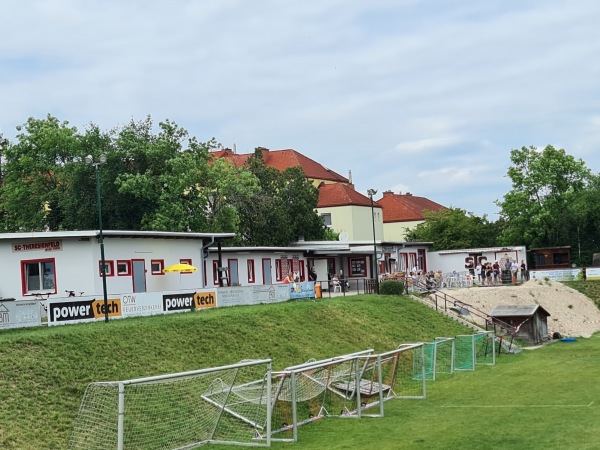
[490,305,550,317]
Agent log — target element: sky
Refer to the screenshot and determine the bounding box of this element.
[2,1,600,219]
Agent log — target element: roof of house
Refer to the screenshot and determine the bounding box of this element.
[211,148,349,183]
[490,305,551,317]
[375,191,446,223]
[317,183,380,208]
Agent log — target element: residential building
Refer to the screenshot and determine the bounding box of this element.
[376,191,447,241]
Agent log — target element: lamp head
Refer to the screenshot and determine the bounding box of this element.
[84,155,93,165]
[367,189,377,197]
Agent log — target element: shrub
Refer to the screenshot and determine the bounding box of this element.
[379,280,404,296]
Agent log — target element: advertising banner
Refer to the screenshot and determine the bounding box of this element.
[122,293,163,318]
[162,290,217,314]
[529,268,581,282]
[47,297,122,326]
[289,281,316,299]
[253,285,291,304]
[585,268,600,281]
[217,287,252,308]
[0,300,41,329]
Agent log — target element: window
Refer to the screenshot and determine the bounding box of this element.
[247,259,255,283]
[99,260,114,277]
[348,257,367,277]
[180,258,192,275]
[117,260,131,276]
[22,258,56,295]
[151,259,164,275]
[321,213,332,227]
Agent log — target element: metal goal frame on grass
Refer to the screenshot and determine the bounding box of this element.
[68,359,272,450]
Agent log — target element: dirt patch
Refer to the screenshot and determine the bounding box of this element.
[439,279,600,338]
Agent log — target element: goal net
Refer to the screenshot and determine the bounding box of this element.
[421,337,455,381]
[269,350,373,442]
[68,359,272,450]
[355,343,426,418]
[454,332,497,371]
[474,331,496,366]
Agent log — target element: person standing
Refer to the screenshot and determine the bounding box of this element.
[492,261,500,285]
[511,260,519,285]
[520,260,527,281]
[476,262,482,284]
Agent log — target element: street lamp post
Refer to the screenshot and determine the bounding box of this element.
[367,189,379,294]
[85,154,109,322]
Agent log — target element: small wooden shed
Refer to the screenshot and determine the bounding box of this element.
[490,305,551,345]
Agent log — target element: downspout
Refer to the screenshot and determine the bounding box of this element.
[200,236,216,288]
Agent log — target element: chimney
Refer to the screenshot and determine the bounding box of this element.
[348,170,353,185]
[383,190,394,197]
[233,143,236,154]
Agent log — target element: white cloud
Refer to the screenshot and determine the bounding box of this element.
[2,0,600,218]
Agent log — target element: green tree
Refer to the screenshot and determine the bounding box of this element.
[405,208,500,250]
[237,149,326,246]
[0,115,80,231]
[562,174,600,266]
[496,145,592,249]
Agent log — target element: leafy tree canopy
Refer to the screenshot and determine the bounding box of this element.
[496,145,593,250]
[405,207,500,250]
[0,116,327,247]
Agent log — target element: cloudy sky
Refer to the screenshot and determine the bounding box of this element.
[2,1,600,218]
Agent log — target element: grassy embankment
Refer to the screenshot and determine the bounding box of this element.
[0,294,470,449]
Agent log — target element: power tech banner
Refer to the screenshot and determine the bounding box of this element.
[48,298,122,325]
[163,291,217,313]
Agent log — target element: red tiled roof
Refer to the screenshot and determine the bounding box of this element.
[211,148,349,183]
[375,192,447,223]
[317,183,380,208]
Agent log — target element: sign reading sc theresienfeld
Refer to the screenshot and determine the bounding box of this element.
[162,291,217,313]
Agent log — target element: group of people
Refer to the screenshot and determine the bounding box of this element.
[474,259,527,286]
[282,267,318,284]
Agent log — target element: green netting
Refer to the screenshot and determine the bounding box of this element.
[474,332,496,365]
[454,335,475,371]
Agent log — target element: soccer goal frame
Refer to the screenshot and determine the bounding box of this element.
[353,342,427,418]
[68,359,272,450]
[421,337,455,381]
[269,349,374,442]
[454,332,496,371]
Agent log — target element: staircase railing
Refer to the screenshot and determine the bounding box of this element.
[413,279,518,338]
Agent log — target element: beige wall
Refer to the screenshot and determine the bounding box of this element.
[317,205,383,241]
[382,220,423,241]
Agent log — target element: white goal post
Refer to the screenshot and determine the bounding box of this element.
[68,359,272,450]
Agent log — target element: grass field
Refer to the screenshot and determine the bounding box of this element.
[1,285,599,449]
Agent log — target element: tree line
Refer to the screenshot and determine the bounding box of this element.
[1,116,598,265]
[406,145,600,267]
[0,115,328,246]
